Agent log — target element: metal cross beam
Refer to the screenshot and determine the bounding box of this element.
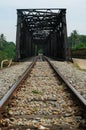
[17,8,66,39]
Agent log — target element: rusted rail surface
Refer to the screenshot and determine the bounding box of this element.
[0,56,38,111]
[44,56,86,109]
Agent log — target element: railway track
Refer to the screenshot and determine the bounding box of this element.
[0,61,32,100]
[0,56,86,130]
[50,60,86,100]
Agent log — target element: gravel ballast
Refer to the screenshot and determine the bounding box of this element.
[51,61,86,99]
[0,62,31,99]
[0,60,86,100]
[1,62,85,129]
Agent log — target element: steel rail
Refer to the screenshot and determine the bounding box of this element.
[0,56,38,111]
[44,56,86,109]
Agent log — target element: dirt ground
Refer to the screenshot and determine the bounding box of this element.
[73,58,86,70]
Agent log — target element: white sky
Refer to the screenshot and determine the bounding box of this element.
[0,0,86,42]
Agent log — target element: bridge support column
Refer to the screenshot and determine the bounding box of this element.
[61,10,68,60]
[15,12,21,61]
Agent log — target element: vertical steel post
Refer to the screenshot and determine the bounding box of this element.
[62,9,68,60]
[15,11,21,61]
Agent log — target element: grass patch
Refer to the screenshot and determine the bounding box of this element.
[73,62,80,69]
[62,82,66,88]
[5,105,9,111]
[32,90,42,94]
[73,62,86,71]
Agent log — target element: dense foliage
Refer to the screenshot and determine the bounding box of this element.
[68,30,86,49]
[0,34,15,63]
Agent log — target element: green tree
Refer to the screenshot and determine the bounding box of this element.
[0,34,15,63]
[68,30,86,49]
[0,34,6,48]
[79,35,86,43]
[70,30,80,48]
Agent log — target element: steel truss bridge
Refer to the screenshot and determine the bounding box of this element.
[16,8,70,61]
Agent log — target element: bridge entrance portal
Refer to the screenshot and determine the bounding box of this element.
[15,8,70,61]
